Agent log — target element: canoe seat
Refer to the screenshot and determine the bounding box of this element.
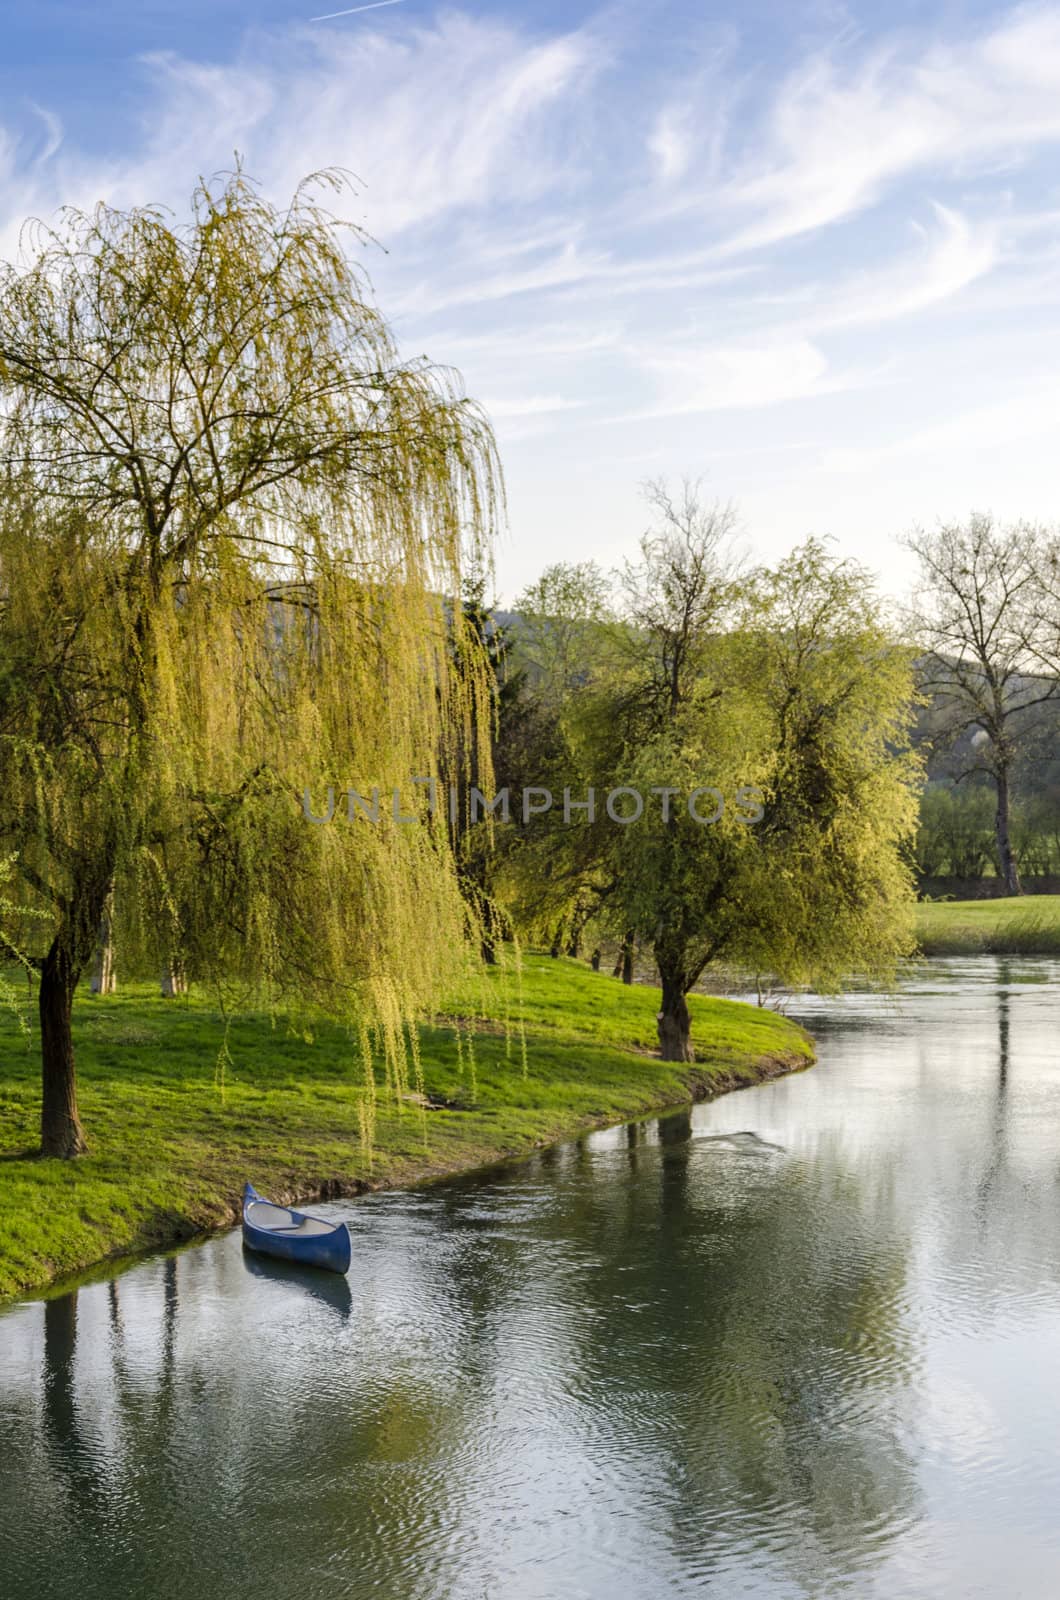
[247,1202,335,1237]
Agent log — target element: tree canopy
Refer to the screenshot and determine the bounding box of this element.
[488,491,920,1060]
[0,169,502,1155]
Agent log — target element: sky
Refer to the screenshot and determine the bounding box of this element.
[1,0,1059,601]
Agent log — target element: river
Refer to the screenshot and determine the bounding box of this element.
[2,958,1059,1599]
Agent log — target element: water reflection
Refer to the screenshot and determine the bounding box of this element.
[2,957,1060,1598]
[242,1247,354,1320]
[974,981,1011,1219]
[42,1291,79,1453]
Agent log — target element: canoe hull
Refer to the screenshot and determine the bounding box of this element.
[241,1183,352,1275]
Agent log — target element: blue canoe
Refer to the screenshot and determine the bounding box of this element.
[241,1183,352,1275]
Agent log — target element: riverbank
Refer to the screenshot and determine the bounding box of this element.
[915,894,1060,955]
[0,956,813,1300]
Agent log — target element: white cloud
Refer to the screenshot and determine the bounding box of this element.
[247,16,594,236]
[826,203,1000,326]
[649,106,692,181]
[3,4,1060,596]
[768,203,1003,337]
[707,8,1060,256]
[630,336,838,416]
[392,239,613,317]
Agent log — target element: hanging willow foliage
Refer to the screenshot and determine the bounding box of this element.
[0,167,503,1156]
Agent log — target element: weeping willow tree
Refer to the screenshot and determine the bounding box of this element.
[500,498,920,1061]
[0,169,501,1157]
[603,535,919,1059]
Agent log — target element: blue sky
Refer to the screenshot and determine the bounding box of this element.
[2,0,1058,600]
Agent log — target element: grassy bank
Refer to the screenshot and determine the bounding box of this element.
[915,895,1060,955]
[0,956,813,1301]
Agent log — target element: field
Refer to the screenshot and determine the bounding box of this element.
[0,956,813,1300]
[915,895,1060,955]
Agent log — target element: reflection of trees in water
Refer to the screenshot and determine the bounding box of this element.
[40,1288,108,1586]
[42,1291,81,1458]
[998,972,1011,1092]
[38,1268,163,1568]
[31,1254,223,1599]
[17,1133,919,1600]
[528,1124,921,1593]
[975,975,1011,1218]
[657,1109,693,1150]
[404,1114,919,1595]
[959,968,1060,1302]
[240,1186,549,1599]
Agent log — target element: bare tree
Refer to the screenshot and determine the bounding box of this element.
[619,479,743,723]
[1029,533,1060,680]
[905,515,1059,896]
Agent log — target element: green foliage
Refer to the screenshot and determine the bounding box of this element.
[914,780,1060,885]
[512,560,614,709]
[601,684,760,985]
[915,783,997,878]
[0,169,503,1146]
[502,525,920,1026]
[490,564,622,949]
[729,541,920,989]
[1011,795,1060,878]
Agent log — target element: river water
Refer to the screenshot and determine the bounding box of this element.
[2,958,1060,1599]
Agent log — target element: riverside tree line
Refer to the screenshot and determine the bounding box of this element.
[0,170,1057,1159]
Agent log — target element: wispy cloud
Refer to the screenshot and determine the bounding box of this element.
[621,336,842,418]
[3,3,1060,594]
[706,9,1060,255]
[748,203,1004,339]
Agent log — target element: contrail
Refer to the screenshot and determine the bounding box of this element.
[310,0,405,19]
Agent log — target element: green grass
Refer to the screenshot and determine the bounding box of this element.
[0,956,813,1301]
[915,895,1060,955]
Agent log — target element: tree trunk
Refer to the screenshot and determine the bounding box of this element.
[657,969,694,1062]
[994,765,1022,896]
[161,958,188,997]
[621,931,635,986]
[480,907,499,965]
[40,940,88,1158]
[89,891,116,995]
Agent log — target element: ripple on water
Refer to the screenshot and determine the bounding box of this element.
[5,959,1060,1598]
